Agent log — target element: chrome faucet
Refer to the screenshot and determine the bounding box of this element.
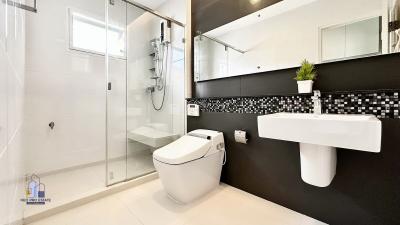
[311,90,322,115]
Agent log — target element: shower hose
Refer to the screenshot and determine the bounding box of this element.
[151,43,169,111]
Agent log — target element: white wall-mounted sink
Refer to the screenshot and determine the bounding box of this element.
[258,113,382,187]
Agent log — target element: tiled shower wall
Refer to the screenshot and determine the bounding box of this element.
[24,0,109,175]
[0,2,26,225]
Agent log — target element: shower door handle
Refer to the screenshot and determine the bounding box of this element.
[108,82,112,91]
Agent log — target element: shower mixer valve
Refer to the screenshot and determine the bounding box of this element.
[147,86,156,93]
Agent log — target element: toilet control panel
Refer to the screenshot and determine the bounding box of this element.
[216,142,225,150]
[187,104,200,117]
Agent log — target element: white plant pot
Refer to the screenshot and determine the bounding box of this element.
[297,80,314,94]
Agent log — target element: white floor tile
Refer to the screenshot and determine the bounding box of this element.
[24,162,106,217]
[181,186,325,225]
[26,179,327,225]
[25,153,155,217]
[28,195,142,225]
[113,179,194,225]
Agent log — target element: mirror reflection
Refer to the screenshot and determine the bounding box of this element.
[194,0,400,81]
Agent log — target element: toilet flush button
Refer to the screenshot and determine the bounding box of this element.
[187,104,200,117]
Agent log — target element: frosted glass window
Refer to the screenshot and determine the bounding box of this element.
[321,17,381,62]
[70,11,125,57]
[321,26,346,62]
[345,17,381,57]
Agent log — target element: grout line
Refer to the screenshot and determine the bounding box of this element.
[0,145,7,158]
[6,121,22,146]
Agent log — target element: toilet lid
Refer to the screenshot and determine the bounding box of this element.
[153,135,212,165]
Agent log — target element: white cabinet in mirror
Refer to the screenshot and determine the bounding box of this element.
[194,0,400,82]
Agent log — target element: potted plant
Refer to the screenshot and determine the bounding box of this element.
[295,59,317,94]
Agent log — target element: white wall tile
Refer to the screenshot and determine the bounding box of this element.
[0,44,7,152]
[24,0,107,174]
[0,0,26,224]
[0,150,9,225]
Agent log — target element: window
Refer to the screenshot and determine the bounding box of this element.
[320,17,381,62]
[69,10,125,57]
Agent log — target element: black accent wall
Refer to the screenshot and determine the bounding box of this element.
[194,54,400,98]
[190,2,400,224]
[188,113,400,225]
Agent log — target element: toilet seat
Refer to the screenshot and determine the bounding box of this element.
[153,135,212,165]
[153,129,225,203]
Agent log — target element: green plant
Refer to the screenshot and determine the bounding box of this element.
[295,59,317,81]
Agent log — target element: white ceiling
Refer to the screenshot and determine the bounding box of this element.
[133,0,169,9]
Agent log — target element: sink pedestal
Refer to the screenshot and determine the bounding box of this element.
[300,143,337,187]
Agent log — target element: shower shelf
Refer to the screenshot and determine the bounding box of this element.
[128,126,180,148]
[150,76,160,80]
[149,68,156,71]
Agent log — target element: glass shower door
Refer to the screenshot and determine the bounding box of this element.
[125,3,156,179]
[125,2,185,180]
[106,0,185,184]
[106,0,127,185]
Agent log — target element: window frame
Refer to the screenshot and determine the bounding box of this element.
[68,8,126,59]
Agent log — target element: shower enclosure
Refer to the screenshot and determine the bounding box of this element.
[106,0,185,186]
[22,0,185,217]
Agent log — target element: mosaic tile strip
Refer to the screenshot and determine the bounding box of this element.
[322,92,400,119]
[187,91,400,119]
[188,96,314,114]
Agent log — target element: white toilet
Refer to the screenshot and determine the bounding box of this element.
[153,129,225,203]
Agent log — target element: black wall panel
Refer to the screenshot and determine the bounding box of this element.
[188,113,400,225]
[191,1,400,224]
[195,76,241,98]
[195,54,400,98]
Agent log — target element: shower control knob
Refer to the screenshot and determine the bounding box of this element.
[49,122,55,130]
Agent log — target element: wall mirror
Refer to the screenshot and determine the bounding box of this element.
[194,0,400,82]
